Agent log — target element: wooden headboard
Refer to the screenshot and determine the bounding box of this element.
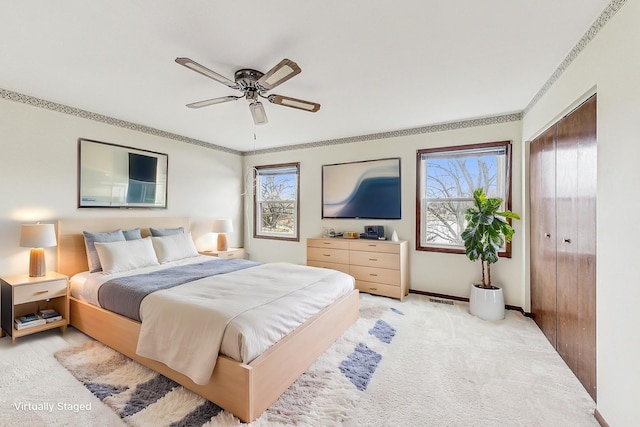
[56,217,190,277]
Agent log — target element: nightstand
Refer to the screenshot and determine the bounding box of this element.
[0,272,69,344]
[199,248,245,259]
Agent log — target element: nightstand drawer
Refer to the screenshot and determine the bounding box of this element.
[307,247,349,265]
[199,248,245,259]
[349,265,400,286]
[217,249,244,259]
[14,279,67,305]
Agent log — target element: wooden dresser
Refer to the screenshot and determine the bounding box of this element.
[307,238,408,301]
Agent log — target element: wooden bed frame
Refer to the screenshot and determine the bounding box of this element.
[56,217,359,423]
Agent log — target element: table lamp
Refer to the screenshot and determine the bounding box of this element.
[212,219,233,252]
[20,223,57,277]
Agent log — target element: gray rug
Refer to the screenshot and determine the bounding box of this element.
[54,294,598,426]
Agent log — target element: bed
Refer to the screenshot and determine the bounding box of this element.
[56,217,359,423]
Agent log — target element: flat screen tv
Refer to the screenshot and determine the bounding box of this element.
[322,157,401,219]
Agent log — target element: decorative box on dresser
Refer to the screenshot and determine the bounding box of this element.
[0,272,69,344]
[307,238,408,301]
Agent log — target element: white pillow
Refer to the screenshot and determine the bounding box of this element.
[151,232,199,264]
[94,238,159,274]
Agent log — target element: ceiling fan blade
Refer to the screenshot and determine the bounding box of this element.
[186,96,241,109]
[249,102,268,125]
[175,57,238,89]
[267,94,320,112]
[256,59,301,91]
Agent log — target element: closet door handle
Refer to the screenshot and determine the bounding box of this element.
[544,233,551,238]
[563,238,571,243]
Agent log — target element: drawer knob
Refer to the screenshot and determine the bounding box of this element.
[34,290,49,295]
[323,254,331,257]
[369,273,378,277]
[369,258,378,261]
[369,287,378,291]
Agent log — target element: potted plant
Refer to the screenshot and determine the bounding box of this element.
[461,188,520,320]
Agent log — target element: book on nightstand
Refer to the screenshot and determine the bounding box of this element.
[14,317,46,330]
[19,313,39,323]
[45,315,62,323]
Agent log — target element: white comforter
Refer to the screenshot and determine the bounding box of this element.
[71,259,355,385]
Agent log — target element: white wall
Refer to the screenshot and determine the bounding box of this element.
[243,120,526,308]
[0,97,243,276]
[522,2,639,424]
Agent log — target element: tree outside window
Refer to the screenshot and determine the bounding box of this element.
[416,141,513,256]
[254,163,300,241]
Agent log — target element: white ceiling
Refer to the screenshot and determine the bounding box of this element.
[1,1,611,152]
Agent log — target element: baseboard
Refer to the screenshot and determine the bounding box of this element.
[594,408,609,427]
[408,289,531,316]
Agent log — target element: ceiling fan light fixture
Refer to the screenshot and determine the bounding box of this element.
[250,102,268,125]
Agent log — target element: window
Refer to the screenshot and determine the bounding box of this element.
[254,163,300,241]
[416,141,513,256]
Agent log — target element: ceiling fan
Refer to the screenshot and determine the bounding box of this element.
[175,57,320,125]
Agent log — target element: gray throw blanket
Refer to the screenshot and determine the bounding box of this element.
[97,258,260,321]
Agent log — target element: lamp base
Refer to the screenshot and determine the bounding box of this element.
[29,247,46,277]
[217,233,228,252]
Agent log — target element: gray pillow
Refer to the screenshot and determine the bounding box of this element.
[83,229,126,272]
[123,228,142,240]
[149,227,184,237]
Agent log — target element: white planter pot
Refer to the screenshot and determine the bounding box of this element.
[469,283,505,321]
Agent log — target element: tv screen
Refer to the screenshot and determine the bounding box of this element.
[322,158,401,219]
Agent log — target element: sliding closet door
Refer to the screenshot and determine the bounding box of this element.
[530,127,557,346]
[556,95,597,400]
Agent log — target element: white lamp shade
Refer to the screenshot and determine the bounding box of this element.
[20,223,57,248]
[212,219,233,234]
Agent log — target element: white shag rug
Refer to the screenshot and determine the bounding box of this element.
[7,293,598,426]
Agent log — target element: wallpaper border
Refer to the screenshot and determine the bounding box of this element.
[523,0,627,115]
[0,88,241,155]
[242,113,523,156]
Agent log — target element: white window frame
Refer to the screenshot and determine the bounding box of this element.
[254,162,300,241]
[416,141,513,257]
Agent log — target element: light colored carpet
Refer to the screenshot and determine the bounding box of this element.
[1,293,598,426]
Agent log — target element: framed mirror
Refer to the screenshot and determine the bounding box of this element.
[78,138,168,208]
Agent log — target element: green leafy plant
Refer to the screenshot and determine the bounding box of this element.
[461,188,520,289]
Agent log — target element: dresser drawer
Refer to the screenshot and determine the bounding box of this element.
[349,250,399,269]
[349,241,399,254]
[307,260,351,274]
[307,247,349,265]
[349,265,400,286]
[355,280,401,299]
[14,279,67,305]
[307,239,350,250]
